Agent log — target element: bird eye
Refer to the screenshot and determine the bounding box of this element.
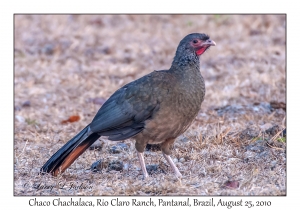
[193,39,199,44]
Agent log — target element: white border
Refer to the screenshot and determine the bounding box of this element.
[3,0,297,209]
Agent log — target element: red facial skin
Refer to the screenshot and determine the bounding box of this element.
[196,47,207,55]
[191,38,216,56]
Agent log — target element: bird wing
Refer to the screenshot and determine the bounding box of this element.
[89,72,164,140]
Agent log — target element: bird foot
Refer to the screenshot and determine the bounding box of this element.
[137,152,150,180]
[162,153,183,179]
[175,171,183,179]
[143,173,149,180]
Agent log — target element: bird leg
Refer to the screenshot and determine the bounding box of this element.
[163,153,182,178]
[137,152,149,179]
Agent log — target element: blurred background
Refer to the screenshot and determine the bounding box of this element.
[14,15,285,113]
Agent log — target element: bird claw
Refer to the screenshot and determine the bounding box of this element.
[175,172,183,179]
[143,174,149,180]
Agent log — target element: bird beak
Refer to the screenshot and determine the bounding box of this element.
[202,39,216,46]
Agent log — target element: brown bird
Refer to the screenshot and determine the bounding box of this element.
[41,33,216,178]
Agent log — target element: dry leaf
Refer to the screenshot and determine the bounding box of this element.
[270,101,286,111]
[223,180,240,189]
[61,115,80,124]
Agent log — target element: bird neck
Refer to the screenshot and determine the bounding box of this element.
[171,54,201,76]
[172,52,200,69]
[169,54,205,106]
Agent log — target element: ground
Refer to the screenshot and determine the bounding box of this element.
[14,15,286,195]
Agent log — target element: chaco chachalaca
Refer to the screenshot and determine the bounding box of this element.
[41,33,216,178]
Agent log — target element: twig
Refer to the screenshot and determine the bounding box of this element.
[266,142,284,150]
[270,128,286,142]
[250,130,262,143]
[222,128,232,139]
[17,139,28,158]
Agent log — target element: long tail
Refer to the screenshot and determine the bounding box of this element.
[40,125,100,176]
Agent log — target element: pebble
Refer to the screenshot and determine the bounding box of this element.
[176,162,183,167]
[109,143,128,154]
[265,125,280,136]
[145,144,160,151]
[42,43,55,55]
[146,164,159,174]
[179,136,189,142]
[247,145,264,153]
[22,100,31,107]
[89,141,104,150]
[270,160,277,170]
[15,115,25,123]
[123,163,129,170]
[91,159,113,172]
[108,160,123,171]
[179,158,185,163]
[14,106,21,111]
[90,160,103,172]
[282,128,286,137]
[260,123,273,131]
[245,140,265,153]
[257,151,270,158]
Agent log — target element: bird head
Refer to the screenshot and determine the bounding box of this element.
[173,33,216,67]
[181,33,216,56]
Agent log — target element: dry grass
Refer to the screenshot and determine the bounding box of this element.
[14,14,286,196]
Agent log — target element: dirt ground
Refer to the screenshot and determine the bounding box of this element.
[14,15,286,196]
